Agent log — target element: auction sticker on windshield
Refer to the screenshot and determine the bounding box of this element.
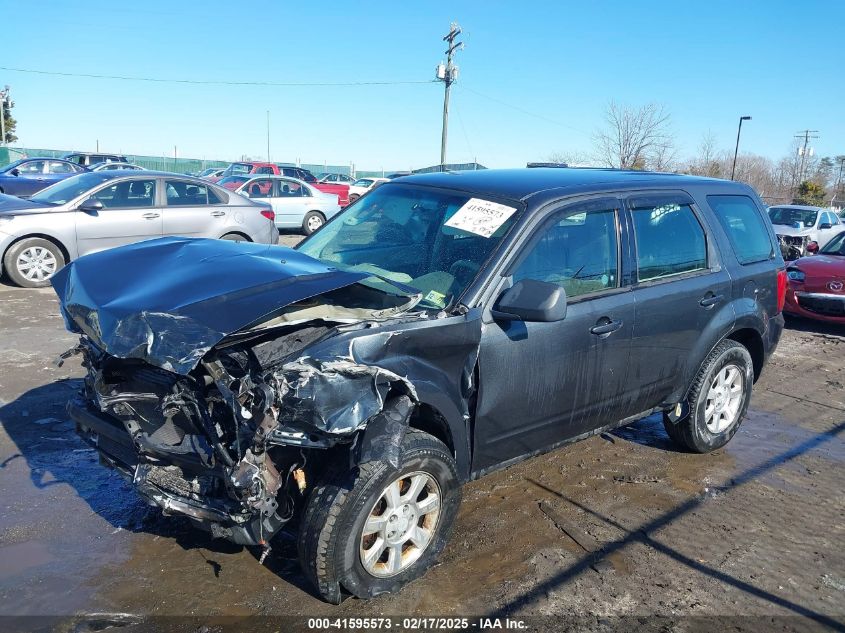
[444,198,517,238]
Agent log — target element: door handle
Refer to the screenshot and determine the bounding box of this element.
[210,211,226,217]
[590,319,623,336]
[142,212,160,219]
[699,294,723,308]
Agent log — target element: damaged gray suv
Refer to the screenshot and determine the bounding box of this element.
[54,168,786,602]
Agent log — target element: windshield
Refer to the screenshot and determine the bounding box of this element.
[222,163,252,177]
[29,172,114,205]
[769,207,818,228]
[0,159,28,173]
[297,183,521,310]
[819,231,845,256]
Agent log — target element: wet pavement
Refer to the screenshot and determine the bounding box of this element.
[0,246,843,629]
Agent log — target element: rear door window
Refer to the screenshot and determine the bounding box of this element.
[630,200,707,281]
[278,179,304,197]
[48,161,74,174]
[706,195,773,264]
[165,180,210,206]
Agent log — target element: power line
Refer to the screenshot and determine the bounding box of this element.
[456,83,589,137]
[0,66,436,88]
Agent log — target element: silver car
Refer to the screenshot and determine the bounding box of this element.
[234,175,341,235]
[0,171,278,288]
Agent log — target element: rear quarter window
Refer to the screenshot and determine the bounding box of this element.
[706,195,773,265]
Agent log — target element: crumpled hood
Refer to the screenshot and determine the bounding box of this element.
[51,237,369,374]
[772,226,813,238]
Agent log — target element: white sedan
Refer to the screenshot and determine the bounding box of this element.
[235,175,341,235]
[91,162,145,172]
[347,177,389,202]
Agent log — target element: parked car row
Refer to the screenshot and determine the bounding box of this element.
[205,162,350,206]
[0,170,278,288]
[783,228,845,324]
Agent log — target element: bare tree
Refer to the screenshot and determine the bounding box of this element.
[544,150,594,167]
[684,132,723,177]
[593,101,674,170]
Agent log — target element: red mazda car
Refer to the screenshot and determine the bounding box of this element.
[783,230,845,324]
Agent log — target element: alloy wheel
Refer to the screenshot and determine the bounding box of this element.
[359,472,441,578]
[704,364,744,433]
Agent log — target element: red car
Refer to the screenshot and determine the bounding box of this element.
[212,162,349,205]
[783,230,845,324]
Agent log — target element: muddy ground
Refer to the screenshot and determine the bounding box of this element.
[0,236,843,631]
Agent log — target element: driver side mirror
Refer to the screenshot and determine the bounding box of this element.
[78,198,104,214]
[819,223,833,230]
[9,168,19,177]
[491,279,568,322]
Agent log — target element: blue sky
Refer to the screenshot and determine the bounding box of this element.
[2,0,843,170]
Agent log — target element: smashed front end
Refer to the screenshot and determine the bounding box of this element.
[53,238,423,547]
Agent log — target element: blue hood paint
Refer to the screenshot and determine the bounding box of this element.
[51,237,368,374]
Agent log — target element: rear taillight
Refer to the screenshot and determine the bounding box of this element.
[776,269,787,313]
[260,208,275,222]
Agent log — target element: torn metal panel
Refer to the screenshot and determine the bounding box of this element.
[50,237,370,374]
[358,395,415,468]
[271,357,418,435]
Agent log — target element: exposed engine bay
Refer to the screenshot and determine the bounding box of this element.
[66,284,421,549]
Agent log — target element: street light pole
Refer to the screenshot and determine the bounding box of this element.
[730,115,751,180]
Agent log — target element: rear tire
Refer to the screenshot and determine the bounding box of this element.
[3,237,66,288]
[302,211,326,235]
[297,429,460,603]
[663,339,753,453]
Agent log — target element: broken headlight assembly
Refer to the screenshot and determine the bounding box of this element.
[786,268,805,283]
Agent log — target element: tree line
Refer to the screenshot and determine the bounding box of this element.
[548,101,844,208]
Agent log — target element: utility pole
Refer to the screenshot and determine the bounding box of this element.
[266,110,270,162]
[436,22,463,170]
[795,129,819,186]
[833,157,845,208]
[0,85,10,146]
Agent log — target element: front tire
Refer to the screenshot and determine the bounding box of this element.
[3,237,66,288]
[302,211,326,235]
[297,430,460,603]
[663,339,753,453]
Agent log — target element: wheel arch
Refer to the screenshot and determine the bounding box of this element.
[409,403,455,458]
[725,327,765,382]
[219,231,252,242]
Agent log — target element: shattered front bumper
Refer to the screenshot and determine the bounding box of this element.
[67,399,266,544]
